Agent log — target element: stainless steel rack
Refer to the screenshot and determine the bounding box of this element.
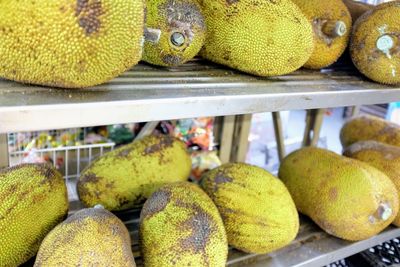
[0,59,399,133]
[2,59,400,266]
[68,201,400,267]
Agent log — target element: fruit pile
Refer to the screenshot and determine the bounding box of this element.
[0,0,398,88]
[3,114,400,266]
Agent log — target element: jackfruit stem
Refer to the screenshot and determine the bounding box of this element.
[322,21,347,38]
[377,203,392,221]
[170,32,185,47]
[376,35,394,53]
[144,27,161,44]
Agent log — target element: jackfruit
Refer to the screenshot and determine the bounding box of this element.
[279,147,399,241]
[143,0,206,67]
[343,0,373,22]
[0,0,144,88]
[291,0,352,69]
[340,115,400,148]
[199,0,314,77]
[344,140,400,227]
[139,182,228,267]
[201,163,299,254]
[0,164,68,266]
[350,1,400,85]
[34,206,136,266]
[78,135,191,211]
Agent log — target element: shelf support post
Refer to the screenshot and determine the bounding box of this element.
[0,134,9,168]
[231,114,252,163]
[272,112,286,161]
[302,109,325,147]
[219,116,235,164]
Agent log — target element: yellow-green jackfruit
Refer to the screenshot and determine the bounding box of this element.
[199,0,314,77]
[0,164,68,266]
[344,140,400,227]
[279,147,399,241]
[291,0,352,69]
[34,206,136,266]
[350,1,400,85]
[201,163,299,254]
[77,135,191,211]
[139,182,228,267]
[143,0,206,66]
[340,115,400,148]
[0,0,144,88]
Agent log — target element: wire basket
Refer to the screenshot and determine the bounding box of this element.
[9,143,115,201]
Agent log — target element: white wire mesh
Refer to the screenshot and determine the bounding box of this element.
[9,143,115,201]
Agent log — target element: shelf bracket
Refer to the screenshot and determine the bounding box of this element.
[135,121,159,140]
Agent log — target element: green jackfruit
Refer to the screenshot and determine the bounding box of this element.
[291,0,352,69]
[199,0,314,77]
[0,0,144,88]
[34,206,136,266]
[340,115,400,148]
[279,147,399,241]
[139,182,228,267]
[344,140,400,227]
[77,135,191,211]
[0,164,68,266]
[143,0,206,66]
[201,163,299,254]
[350,1,400,85]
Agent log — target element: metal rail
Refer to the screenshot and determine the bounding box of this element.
[1,60,399,133]
[55,200,400,267]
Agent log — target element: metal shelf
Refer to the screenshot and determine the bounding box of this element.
[1,59,399,133]
[61,201,400,266]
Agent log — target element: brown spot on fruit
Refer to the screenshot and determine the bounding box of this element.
[213,173,233,192]
[80,172,100,184]
[140,189,171,220]
[226,0,239,5]
[329,187,338,201]
[180,210,214,265]
[143,135,174,155]
[162,0,206,30]
[75,0,103,35]
[117,147,132,158]
[162,54,183,66]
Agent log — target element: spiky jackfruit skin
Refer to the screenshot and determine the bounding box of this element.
[143,0,206,66]
[291,0,352,69]
[350,1,400,85]
[201,163,299,254]
[34,207,136,267]
[340,115,400,148]
[199,0,314,77]
[139,182,228,267]
[279,147,399,241]
[77,135,191,211]
[344,141,400,227]
[0,164,68,266]
[0,0,144,88]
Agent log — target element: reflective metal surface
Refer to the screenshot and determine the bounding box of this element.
[0,59,399,133]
